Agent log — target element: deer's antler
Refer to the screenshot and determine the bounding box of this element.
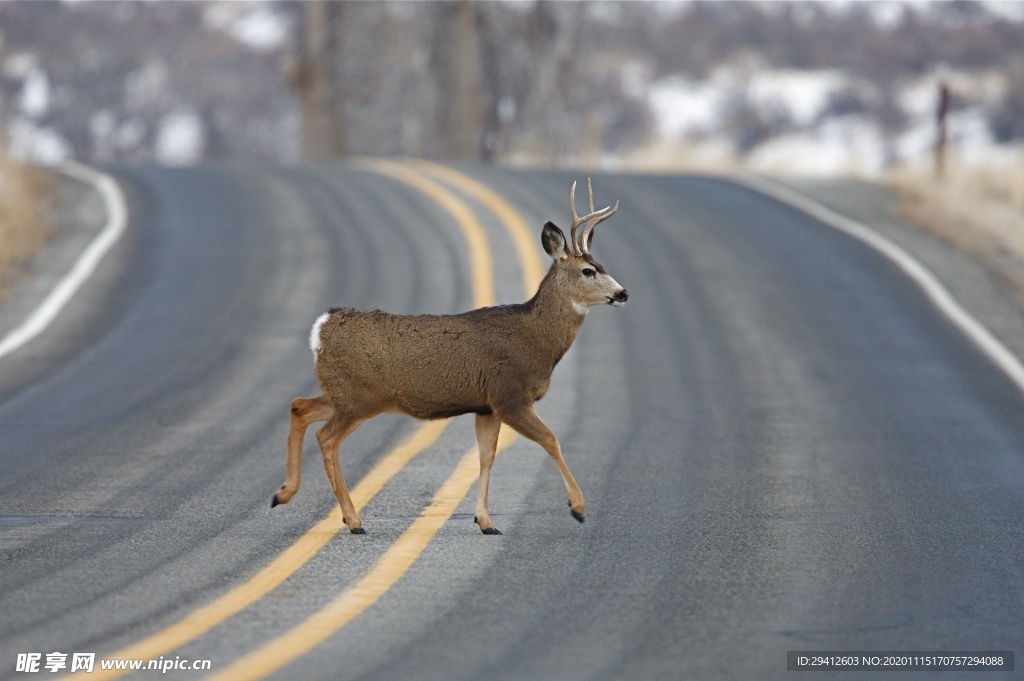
[579,178,618,255]
[569,178,613,256]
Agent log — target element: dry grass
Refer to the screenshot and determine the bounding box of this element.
[887,151,1024,291]
[0,154,54,298]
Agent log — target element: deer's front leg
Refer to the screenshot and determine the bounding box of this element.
[473,412,503,535]
[500,405,585,524]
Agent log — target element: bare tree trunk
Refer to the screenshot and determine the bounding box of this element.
[515,2,584,159]
[298,0,346,159]
[433,1,484,161]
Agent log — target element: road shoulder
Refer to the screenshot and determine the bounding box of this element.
[770,176,1024,373]
[0,165,134,401]
[0,168,107,341]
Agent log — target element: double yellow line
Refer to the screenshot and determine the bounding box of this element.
[79,160,543,680]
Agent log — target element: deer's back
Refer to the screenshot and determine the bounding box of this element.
[313,306,552,420]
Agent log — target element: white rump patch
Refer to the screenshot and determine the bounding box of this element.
[309,312,330,358]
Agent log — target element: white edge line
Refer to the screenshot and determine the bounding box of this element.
[0,161,128,360]
[732,172,1024,399]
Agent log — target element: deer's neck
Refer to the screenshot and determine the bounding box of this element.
[525,269,587,365]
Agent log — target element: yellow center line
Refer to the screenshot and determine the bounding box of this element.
[77,421,447,681]
[71,158,499,681]
[203,163,544,680]
[408,158,544,297]
[354,158,495,308]
[207,429,518,681]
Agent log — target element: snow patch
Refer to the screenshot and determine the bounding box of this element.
[747,70,845,127]
[19,68,51,119]
[156,109,206,166]
[641,58,1018,178]
[8,118,71,164]
[204,4,289,52]
[649,77,721,139]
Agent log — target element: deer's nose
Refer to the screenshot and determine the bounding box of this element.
[614,289,628,303]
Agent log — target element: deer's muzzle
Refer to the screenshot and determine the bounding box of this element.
[609,289,629,306]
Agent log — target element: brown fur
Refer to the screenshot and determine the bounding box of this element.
[274,200,628,535]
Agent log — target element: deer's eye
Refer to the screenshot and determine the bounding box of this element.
[581,268,596,278]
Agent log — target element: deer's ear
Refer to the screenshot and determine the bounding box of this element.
[541,221,570,260]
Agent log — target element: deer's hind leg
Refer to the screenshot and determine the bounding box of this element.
[273,395,334,507]
[500,404,585,524]
[316,413,367,534]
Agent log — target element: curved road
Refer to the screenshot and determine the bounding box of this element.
[1,162,1021,680]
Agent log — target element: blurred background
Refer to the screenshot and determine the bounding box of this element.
[0,0,1021,176]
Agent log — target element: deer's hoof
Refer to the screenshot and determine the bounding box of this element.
[571,510,585,524]
[343,516,366,534]
[272,485,292,508]
[476,517,501,534]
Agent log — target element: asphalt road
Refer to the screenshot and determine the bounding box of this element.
[1,162,1021,680]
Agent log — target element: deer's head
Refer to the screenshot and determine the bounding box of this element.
[540,179,628,314]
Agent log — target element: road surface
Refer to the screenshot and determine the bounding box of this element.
[1,162,1021,680]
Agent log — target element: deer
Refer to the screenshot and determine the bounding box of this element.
[272,179,628,535]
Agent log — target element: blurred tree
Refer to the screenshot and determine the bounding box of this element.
[432,0,485,160]
[293,0,346,159]
[513,2,584,158]
[2,0,1022,166]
